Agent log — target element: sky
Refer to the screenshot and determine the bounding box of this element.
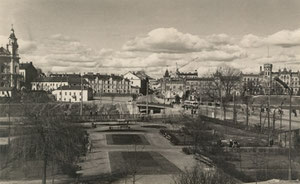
[1,0,300,77]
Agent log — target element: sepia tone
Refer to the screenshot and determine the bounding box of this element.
[1,0,300,184]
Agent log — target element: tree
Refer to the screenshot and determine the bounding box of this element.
[207,65,241,120]
[173,164,237,184]
[175,95,181,104]
[8,108,88,184]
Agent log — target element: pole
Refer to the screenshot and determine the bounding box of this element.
[246,96,249,128]
[288,88,292,180]
[260,105,262,133]
[280,106,282,143]
[80,74,83,116]
[233,92,236,124]
[146,80,149,115]
[268,76,271,146]
[8,99,11,146]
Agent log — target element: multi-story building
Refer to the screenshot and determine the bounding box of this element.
[83,73,133,94]
[241,64,300,95]
[124,71,150,95]
[161,69,217,102]
[31,76,89,92]
[0,27,22,95]
[52,86,92,102]
[19,62,38,89]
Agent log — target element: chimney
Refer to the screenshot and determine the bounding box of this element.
[260,66,262,72]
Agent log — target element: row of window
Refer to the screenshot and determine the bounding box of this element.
[59,91,82,96]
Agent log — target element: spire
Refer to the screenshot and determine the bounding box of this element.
[164,69,170,78]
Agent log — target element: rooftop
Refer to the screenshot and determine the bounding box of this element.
[33,76,89,84]
[55,85,90,90]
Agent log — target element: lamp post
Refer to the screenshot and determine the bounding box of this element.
[274,76,292,180]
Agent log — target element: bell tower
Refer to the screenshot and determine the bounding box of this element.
[7,25,20,88]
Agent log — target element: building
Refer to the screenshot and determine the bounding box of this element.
[0,87,16,98]
[175,69,198,79]
[241,64,300,95]
[19,62,38,89]
[124,71,150,95]
[83,73,132,94]
[52,86,93,102]
[31,76,89,92]
[0,27,21,92]
[131,86,140,94]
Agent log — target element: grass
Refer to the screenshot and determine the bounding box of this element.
[109,151,181,175]
[106,134,150,145]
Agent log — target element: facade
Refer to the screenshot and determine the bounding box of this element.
[0,87,16,98]
[241,64,300,95]
[176,69,198,79]
[83,73,132,94]
[124,71,150,95]
[0,28,21,90]
[19,62,38,89]
[131,86,140,94]
[31,76,89,92]
[161,69,216,102]
[52,86,92,102]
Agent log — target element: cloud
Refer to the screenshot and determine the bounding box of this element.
[266,29,300,47]
[122,27,212,53]
[240,28,300,48]
[240,34,264,48]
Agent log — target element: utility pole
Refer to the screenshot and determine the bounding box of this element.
[273,76,292,180]
[267,73,271,146]
[80,74,83,116]
[288,87,292,180]
[8,99,11,146]
[233,91,236,124]
[146,80,149,115]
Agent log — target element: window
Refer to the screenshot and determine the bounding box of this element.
[65,92,67,95]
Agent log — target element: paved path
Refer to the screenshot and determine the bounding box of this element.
[77,122,200,184]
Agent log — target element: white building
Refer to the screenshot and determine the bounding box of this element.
[52,86,92,102]
[31,76,88,92]
[0,87,15,97]
[124,71,142,88]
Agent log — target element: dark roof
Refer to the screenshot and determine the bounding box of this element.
[56,85,90,90]
[50,73,81,78]
[19,62,36,70]
[83,73,129,81]
[133,71,151,80]
[0,47,10,56]
[186,77,214,81]
[33,77,89,84]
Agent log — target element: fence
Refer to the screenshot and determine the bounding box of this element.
[62,113,185,122]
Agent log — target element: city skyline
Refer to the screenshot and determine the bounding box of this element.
[1,0,300,77]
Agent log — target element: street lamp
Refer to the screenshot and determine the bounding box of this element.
[273,76,292,180]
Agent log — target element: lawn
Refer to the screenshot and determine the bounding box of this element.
[106,134,150,145]
[109,151,181,175]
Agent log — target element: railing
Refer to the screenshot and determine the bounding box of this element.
[61,113,184,122]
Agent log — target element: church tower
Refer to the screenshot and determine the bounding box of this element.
[7,26,20,88]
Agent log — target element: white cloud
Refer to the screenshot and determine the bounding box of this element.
[266,29,300,47]
[240,34,264,48]
[122,27,212,53]
[240,28,300,48]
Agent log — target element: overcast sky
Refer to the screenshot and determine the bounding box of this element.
[1,0,300,77]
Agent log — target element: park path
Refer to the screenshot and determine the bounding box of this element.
[77,122,202,184]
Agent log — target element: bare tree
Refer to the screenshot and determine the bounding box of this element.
[8,108,88,184]
[203,65,241,120]
[173,164,237,184]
